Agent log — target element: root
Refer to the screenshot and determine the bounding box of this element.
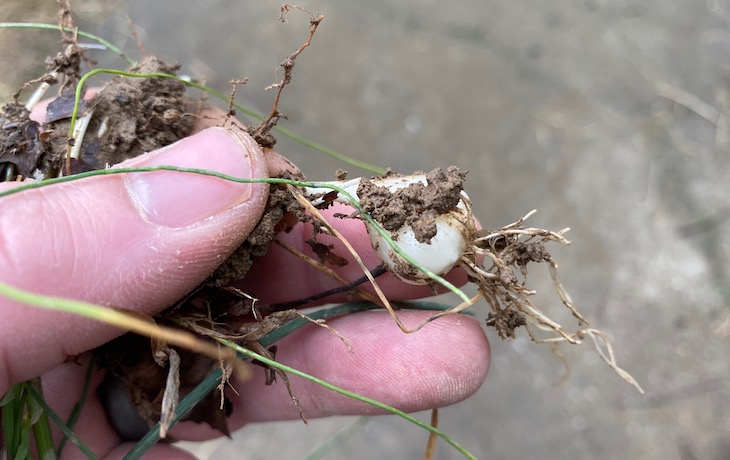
[296,311,352,352]
[249,7,323,146]
[288,185,404,328]
[468,210,643,392]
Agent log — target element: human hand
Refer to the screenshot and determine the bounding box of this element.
[0,106,489,458]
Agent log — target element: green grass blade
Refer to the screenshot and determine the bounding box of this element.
[259,302,380,346]
[0,275,469,458]
[0,166,472,303]
[27,380,56,460]
[0,23,385,172]
[222,340,477,460]
[12,384,32,460]
[121,369,221,460]
[123,302,383,460]
[134,73,386,174]
[273,124,386,174]
[1,385,22,459]
[26,385,98,460]
[0,23,134,66]
[56,359,94,457]
[128,302,470,459]
[65,67,386,174]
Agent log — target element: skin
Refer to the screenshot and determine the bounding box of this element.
[0,103,489,459]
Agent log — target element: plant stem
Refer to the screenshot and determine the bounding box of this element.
[56,359,94,457]
[28,379,56,460]
[26,384,98,460]
[0,23,134,65]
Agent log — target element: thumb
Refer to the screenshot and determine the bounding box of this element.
[0,127,269,391]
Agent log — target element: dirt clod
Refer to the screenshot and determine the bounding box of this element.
[207,175,305,287]
[51,56,193,173]
[512,241,552,266]
[357,166,467,243]
[0,103,43,179]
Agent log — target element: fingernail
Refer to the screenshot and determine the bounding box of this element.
[124,127,259,228]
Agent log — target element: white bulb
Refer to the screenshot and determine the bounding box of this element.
[367,193,471,284]
[303,175,472,284]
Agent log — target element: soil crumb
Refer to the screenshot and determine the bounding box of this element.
[357,166,467,243]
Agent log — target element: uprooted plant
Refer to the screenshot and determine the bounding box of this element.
[0,4,642,460]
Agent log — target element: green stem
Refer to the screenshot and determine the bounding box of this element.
[0,277,472,459]
[123,302,383,460]
[28,379,56,460]
[26,384,98,460]
[124,302,472,459]
[0,23,134,65]
[1,384,25,459]
[0,281,149,328]
[56,359,94,458]
[0,166,470,303]
[274,124,386,174]
[65,67,386,174]
[1,23,386,172]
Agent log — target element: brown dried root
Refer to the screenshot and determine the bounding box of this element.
[299,172,640,391]
[466,210,644,393]
[249,6,323,146]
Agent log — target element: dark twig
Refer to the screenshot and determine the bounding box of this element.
[223,78,248,127]
[262,264,387,314]
[249,7,323,146]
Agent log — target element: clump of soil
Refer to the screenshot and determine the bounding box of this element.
[60,56,194,172]
[0,103,43,180]
[357,166,467,243]
[208,173,304,288]
[1,47,195,179]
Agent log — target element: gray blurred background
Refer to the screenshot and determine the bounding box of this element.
[2,1,729,458]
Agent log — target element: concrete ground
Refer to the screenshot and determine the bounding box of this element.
[2,1,729,458]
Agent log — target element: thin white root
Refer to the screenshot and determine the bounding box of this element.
[69,110,93,161]
[158,347,181,439]
[300,174,641,392]
[97,116,110,138]
[60,109,95,177]
[548,260,589,325]
[24,71,58,111]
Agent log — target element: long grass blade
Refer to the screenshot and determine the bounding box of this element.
[26,384,98,460]
[27,380,56,460]
[0,23,134,65]
[56,359,94,457]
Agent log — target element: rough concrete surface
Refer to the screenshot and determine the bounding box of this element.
[1,1,729,459]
